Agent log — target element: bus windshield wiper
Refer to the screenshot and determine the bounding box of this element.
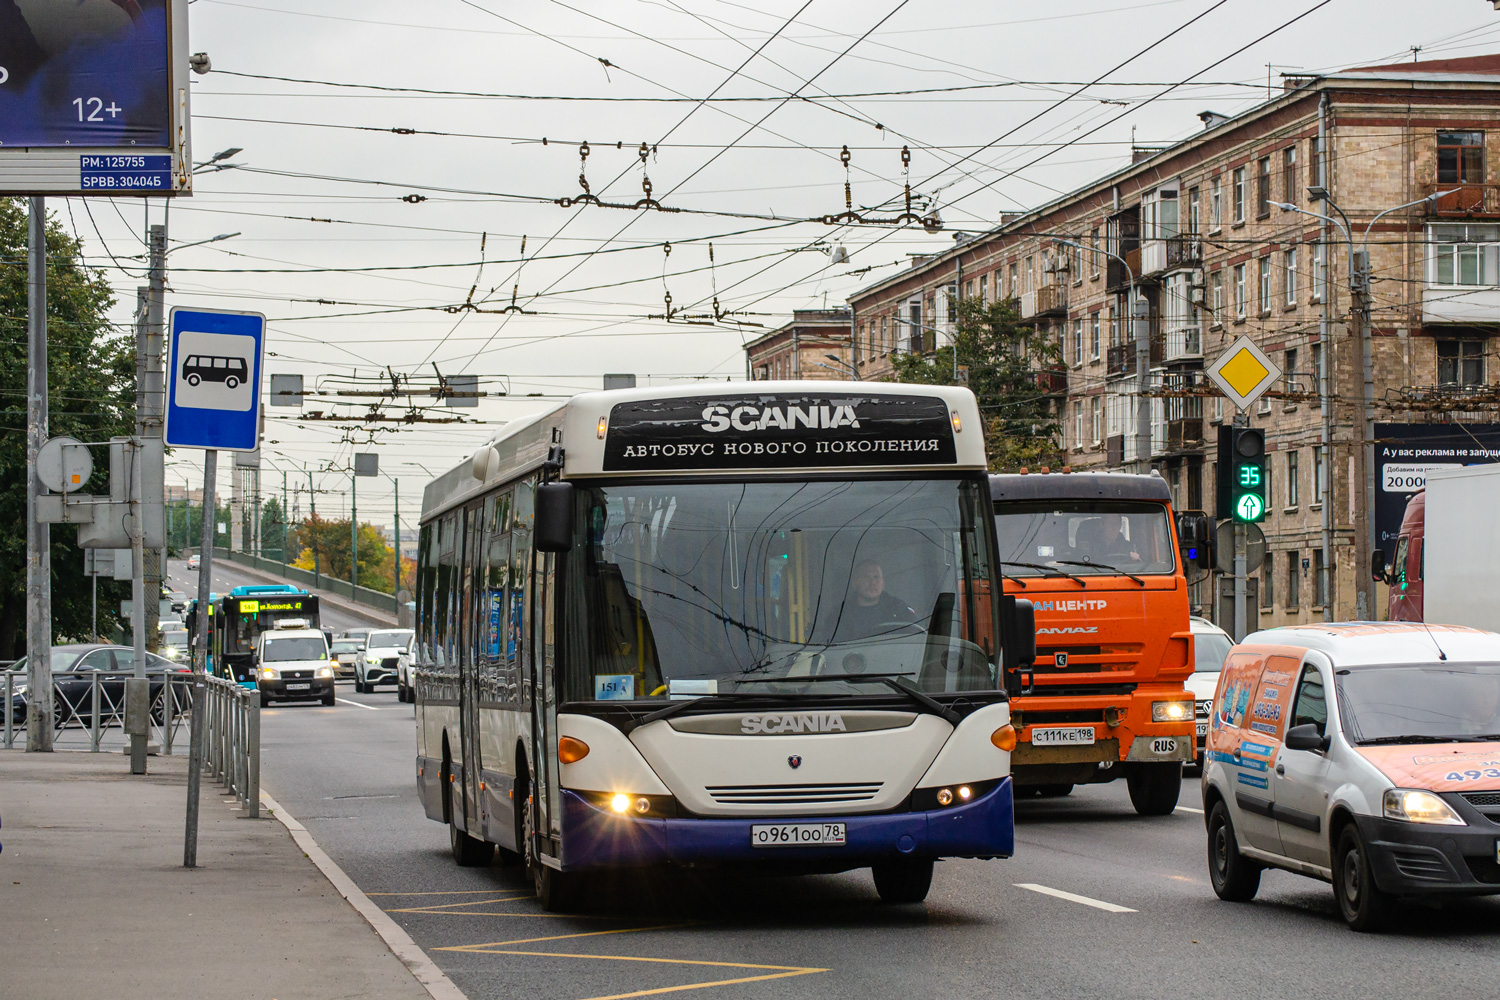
[1357,734,1485,745]
[999,561,1085,586]
[625,692,788,731]
[1052,558,1145,586]
[737,673,961,725]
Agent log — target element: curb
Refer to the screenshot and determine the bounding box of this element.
[261,791,467,1000]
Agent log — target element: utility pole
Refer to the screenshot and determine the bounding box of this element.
[351,472,358,591]
[392,478,400,611]
[26,197,53,752]
[139,225,167,654]
[281,471,288,566]
[1351,246,1375,620]
[309,470,320,588]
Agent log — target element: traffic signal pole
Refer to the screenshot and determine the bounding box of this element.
[1233,410,1248,642]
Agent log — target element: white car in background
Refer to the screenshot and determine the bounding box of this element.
[397,649,415,703]
[1187,616,1234,770]
[355,628,413,694]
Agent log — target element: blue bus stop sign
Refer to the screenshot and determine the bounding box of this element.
[164,308,267,451]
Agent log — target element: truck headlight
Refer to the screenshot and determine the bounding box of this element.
[1152,700,1192,723]
[260,667,279,680]
[1382,789,1465,826]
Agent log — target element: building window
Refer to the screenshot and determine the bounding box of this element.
[1286,449,1299,508]
[1434,241,1487,286]
[1213,395,1223,422]
[1233,264,1246,319]
[1074,401,1085,449]
[1311,240,1324,302]
[1261,557,1274,609]
[907,300,923,353]
[1071,244,1083,284]
[1211,271,1223,326]
[1258,255,1271,313]
[1437,131,1485,185]
[1210,177,1222,230]
[1187,186,1200,235]
[1025,257,1034,294]
[1313,548,1328,608]
[1438,339,1486,386]
[1284,246,1297,305]
[1286,550,1301,610]
[1257,156,1271,218]
[1091,313,1101,359]
[1312,445,1325,506]
[1232,166,1246,223]
[1008,262,1018,298]
[1282,145,1296,202]
[1072,318,1083,365]
[1089,228,1101,278]
[1310,135,1324,188]
[1092,396,1102,445]
[880,315,889,353]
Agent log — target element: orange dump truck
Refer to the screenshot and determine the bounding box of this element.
[990,473,1202,815]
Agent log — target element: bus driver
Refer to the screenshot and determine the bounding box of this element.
[835,558,917,641]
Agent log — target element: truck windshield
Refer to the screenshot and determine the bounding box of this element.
[566,478,1002,702]
[261,637,327,662]
[993,500,1175,576]
[1339,663,1500,742]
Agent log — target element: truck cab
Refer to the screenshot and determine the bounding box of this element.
[1380,490,1425,622]
[991,472,1198,814]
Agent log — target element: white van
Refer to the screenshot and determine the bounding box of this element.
[255,624,336,708]
[1204,622,1500,931]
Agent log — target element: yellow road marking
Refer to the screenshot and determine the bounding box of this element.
[441,923,689,951]
[386,894,533,912]
[449,948,826,999]
[573,968,823,1000]
[367,890,515,896]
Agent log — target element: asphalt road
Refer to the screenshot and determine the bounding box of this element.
[185,560,1500,1000]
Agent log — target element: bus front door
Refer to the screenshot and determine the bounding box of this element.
[458,505,484,836]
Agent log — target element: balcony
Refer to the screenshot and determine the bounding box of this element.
[1107,247,1141,291]
[1107,342,1136,377]
[1166,236,1202,270]
[1165,418,1204,452]
[1424,181,1500,216]
[1164,324,1203,361]
[1036,365,1067,396]
[1034,283,1067,317]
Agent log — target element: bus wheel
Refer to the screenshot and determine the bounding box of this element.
[520,787,579,910]
[187,373,201,386]
[873,859,934,903]
[225,376,239,389]
[449,782,493,868]
[1127,763,1182,816]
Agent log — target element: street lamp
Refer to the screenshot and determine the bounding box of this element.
[1054,237,1149,471]
[1270,188,1457,618]
[822,353,859,380]
[169,232,240,254]
[193,147,243,174]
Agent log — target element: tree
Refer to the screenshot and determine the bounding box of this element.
[0,198,136,655]
[291,515,398,591]
[888,296,1065,471]
[259,497,288,562]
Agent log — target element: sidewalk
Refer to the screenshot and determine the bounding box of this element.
[0,751,434,1000]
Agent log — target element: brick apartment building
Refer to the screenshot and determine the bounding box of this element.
[744,308,853,380]
[751,54,1500,630]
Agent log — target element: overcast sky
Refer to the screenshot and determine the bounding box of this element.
[60,0,1500,531]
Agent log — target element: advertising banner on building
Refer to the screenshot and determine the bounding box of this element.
[1374,423,1500,549]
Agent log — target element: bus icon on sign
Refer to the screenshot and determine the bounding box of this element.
[182,355,249,390]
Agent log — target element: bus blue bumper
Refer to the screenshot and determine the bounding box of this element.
[559,776,1014,872]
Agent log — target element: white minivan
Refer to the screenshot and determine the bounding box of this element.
[255,623,336,707]
[1204,622,1500,930]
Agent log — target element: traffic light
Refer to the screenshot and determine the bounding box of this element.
[1216,426,1267,522]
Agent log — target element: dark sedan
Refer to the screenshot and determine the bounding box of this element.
[5,645,189,726]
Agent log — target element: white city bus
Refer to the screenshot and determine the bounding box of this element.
[413,382,1035,909]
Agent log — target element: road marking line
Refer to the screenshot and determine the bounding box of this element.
[1014,883,1136,913]
[1176,805,1204,815]
[441,923,690,951]
[448,949,826,1000]
[337,698,380,710]
[368,890,506,896]
[261,791,468,1000]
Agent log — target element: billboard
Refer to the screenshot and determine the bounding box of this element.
[0,0,190,194]
[1374,422,1500,550]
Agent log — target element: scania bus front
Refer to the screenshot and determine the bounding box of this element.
[990,473,1199,815]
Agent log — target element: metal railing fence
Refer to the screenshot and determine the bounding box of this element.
[199,674,260,817]
[2,669,192,752]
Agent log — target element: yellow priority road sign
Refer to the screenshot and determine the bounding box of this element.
[1206,334,1282,411]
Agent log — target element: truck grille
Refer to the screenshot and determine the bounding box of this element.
[705,782,883,806]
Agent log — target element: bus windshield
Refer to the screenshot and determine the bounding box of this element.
[567,477,1001,701]
[992,499,1175,576]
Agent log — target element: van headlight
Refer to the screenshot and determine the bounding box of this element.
[316,666,334,679]
[1383,788,1465,826]
[1152,700,1192,722]
[260,667,279,680]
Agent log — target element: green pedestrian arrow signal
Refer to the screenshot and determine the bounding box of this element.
[1235,492,1265,522]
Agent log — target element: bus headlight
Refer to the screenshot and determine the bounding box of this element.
[1152,700,1192,723]
[610,793,631,813]
[1383,789,1465,826]
[260,667,279,680]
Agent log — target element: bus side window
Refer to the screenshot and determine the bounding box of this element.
[417,523,434,666]
[436,513,457,668]
[510,481,535,701]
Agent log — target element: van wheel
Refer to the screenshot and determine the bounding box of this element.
[321,691,336,706]
[1334,824,1394,932]
[872,859,934,903]
[1127,763,1182,816]
[1207,802,1260,901]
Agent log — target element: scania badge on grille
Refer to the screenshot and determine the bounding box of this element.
[787,754,802,769]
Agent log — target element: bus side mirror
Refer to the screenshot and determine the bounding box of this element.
[534,482,575,553]
[1370,547,1386,584]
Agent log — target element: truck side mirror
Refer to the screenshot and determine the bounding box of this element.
[534,482,575,553]
[1370,547,1386,584]
[1012,598,1036,667]
[1176,511,1214,570]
